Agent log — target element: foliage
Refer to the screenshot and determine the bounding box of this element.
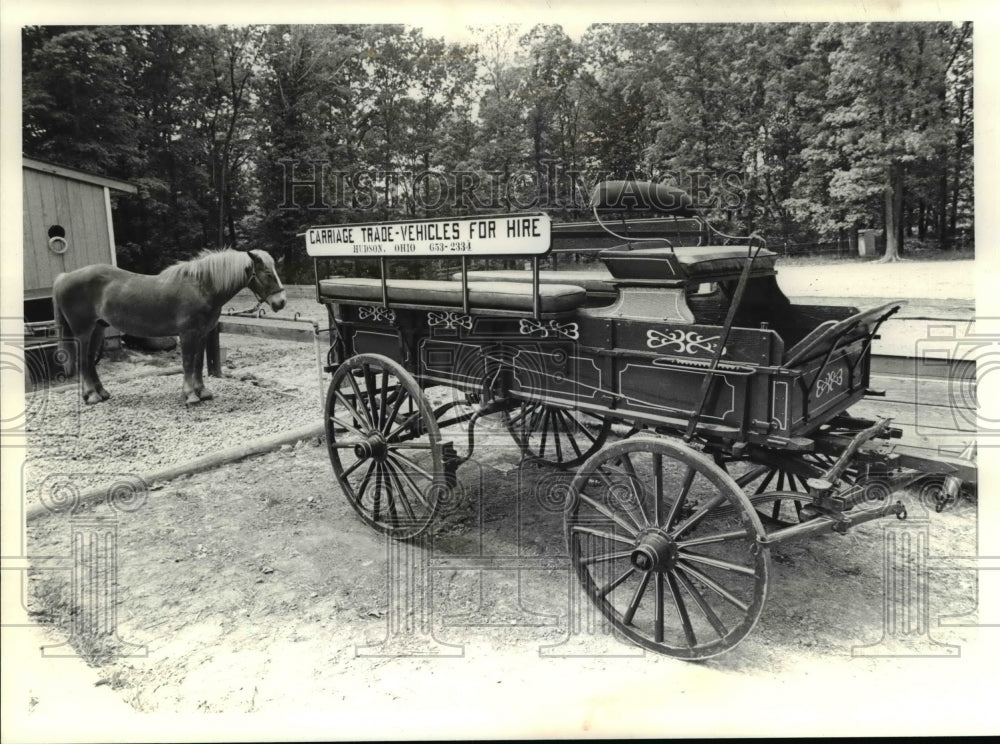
[22,22,974,272]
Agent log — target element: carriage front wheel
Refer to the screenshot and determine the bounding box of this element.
[566,437,770,659]
[325,353,446,539]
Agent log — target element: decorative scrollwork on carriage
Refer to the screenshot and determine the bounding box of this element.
[358,306,398,324]
[646,328,724,355]
[518,318,579,340]
[427,311,472,330]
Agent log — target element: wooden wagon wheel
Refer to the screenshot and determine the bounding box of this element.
[566,437,770,659]
[325,353,446,539]
[502,401,612,469]
[731,453,857,528]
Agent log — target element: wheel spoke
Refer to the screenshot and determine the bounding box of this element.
[329,414,368,440]
[538,409,551,457]
[527,404,545,435]
[354,459,376,504]
[753,467,778,496]
[507,402,536,429]
[676,561,750,612]
[678,551,757,577]
[580,550,632,566]
[344,372,375,429]
[653,453,664,525]
[333,391,373,434]
[575,417,600,445]
[577,493,639,537]
[674,567,728,639]
[675,529,749,549]
[340,455,367,479]
[670,492,728,538]
[377,370,389,429]
[662,465,696,531]
[618,454,650,527]
[385,450,435,482]
[385,409,423,443]
[380,387,410,435]
[622,570,652,626]
[362,365,380,430]
[382,461,416,521]
[735,465,769,488]
[665,571,695,646]
[571,525,635,547]
[551,411,565,462]
[598,566,635,598]
[561,412,585,459]
[374,462,387,522]
[385,455,433,510]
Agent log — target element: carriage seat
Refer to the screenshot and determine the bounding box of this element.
[318,277,587,314]
[448,269,617,297]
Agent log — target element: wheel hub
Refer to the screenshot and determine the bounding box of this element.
[354,433,388,461]
[630,530,678,572]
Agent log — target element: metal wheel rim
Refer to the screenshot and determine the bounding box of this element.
[566,437,770,660]
[325,354,444,539]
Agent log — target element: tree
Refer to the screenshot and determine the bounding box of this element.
[815,23,953,261]
[23,26,141,175]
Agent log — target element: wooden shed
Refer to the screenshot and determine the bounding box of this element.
[22,157,137,335]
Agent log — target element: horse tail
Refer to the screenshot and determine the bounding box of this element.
[52,274,75,376]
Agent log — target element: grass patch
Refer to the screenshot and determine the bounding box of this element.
[27,569,130,668]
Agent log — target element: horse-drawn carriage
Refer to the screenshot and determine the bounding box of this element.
[306,180,976,659]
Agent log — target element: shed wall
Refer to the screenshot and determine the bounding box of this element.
[23,168,112,299]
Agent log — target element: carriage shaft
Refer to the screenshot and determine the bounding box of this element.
[758,499,906,546]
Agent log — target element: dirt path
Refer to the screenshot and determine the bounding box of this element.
[17,359,991,736]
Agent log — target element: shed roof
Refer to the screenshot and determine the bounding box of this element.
[23,157,138,194]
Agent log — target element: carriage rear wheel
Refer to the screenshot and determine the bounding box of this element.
[566,437,770,659]
[502,401,612,469]
[325,354,446,539]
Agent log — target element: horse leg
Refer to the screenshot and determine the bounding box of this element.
[180,332,205,405]
[74,325,104,405]
[193,345,214,400]
[89,325,111,400]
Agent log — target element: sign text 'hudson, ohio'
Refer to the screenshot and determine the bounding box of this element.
[305,214,551,258]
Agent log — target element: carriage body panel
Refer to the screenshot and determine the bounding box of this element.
[320,270,882,448]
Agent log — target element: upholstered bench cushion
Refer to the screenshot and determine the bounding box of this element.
[319,278,587,313]
[449,270,616,295]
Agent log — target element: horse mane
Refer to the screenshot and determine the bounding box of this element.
[160,249,250,294]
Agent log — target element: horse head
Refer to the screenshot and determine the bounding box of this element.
[246,250,286,312]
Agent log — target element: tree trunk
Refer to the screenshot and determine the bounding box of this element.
[938,172,949,250]
[880,162,904,262]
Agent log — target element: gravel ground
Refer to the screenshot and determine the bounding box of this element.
[23,335,323,511]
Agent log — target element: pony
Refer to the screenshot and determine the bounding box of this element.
[53,248,285,405]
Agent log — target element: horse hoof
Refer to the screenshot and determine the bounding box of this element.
[98,388,111,401]
[185,392,202,405]
[84,392,103,405]
[198,389,214,401]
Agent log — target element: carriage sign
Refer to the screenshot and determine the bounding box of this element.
[304,213,551,258]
